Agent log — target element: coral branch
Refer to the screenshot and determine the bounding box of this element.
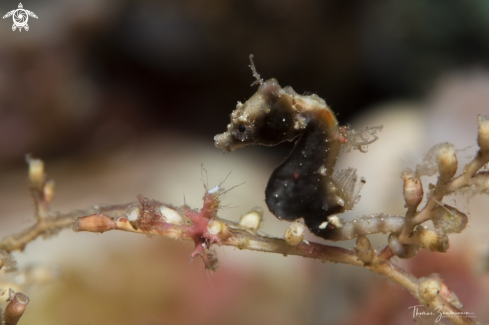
[73,200,474,324]
[3,290,29,325]
[4,191,473,324]
[0,156,139,253]
[73,211,364,266]
[366,265,473,325]
[2,116,487,325]
[0,204,134,253]
[397,116,489,247]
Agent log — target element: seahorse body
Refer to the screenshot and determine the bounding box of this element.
[214,78,351,240]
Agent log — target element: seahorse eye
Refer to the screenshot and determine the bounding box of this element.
[238,125,246,133]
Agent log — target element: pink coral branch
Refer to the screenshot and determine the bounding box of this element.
[70,187,473,324]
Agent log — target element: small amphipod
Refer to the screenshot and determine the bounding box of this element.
[215,56,358,240]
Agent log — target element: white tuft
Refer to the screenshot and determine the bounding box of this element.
[318,221,328,229]
[328,215,342,228]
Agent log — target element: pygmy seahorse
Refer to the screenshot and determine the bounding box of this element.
[214,56,371,240]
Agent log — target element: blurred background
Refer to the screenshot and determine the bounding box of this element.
[1,0,489,324]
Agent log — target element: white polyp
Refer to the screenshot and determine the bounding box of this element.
[284,222,305,246]
[239,210,262,233]
[388,234,405,257]
[28,158,44,188]
[402,170,423,208]
[208,185,220,194]
[318,221,328,229]
[355,235,375,263]
[478,115,489,151]
[328,215,342,228]
[414,227,448,252]
[159,206,184,225]
[125,207,141,222]
[437,143,457,178]
[418,278,441,303]
[207,219,222,235]
[43,179,55,203]
[356,235,371,251]
[290,222,305,236]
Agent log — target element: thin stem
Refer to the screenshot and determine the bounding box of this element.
[0,204,135,253]
[70,210,473,324]
[0,199,475,324]
[3,291,29,325]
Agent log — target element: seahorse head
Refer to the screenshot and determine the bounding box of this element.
[214,78,322,153]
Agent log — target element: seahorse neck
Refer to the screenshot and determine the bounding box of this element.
[291,109,342,178]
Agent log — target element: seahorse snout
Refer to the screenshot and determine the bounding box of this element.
[214,132,233,153]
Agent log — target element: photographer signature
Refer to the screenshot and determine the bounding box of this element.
[409,305,476,323]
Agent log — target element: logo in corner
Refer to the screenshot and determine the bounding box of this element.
[3,3,38,32]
